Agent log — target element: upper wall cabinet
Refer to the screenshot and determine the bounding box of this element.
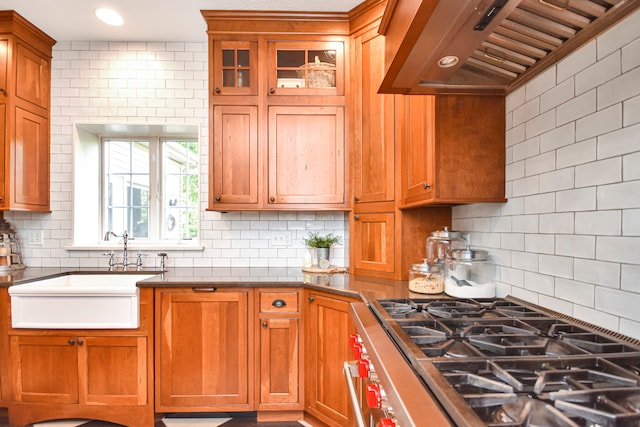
[0,11,55,212]
[398,94,506,207]
[378,0,640,95]
[202,11,350,211]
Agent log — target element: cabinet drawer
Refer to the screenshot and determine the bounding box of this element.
[259,291,299,313]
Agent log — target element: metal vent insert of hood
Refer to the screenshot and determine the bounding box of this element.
[379,0,640,94]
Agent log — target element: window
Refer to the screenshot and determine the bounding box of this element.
[72,123,200,248]
[103,137,199,242]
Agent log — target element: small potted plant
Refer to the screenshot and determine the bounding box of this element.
[303,231,342,267]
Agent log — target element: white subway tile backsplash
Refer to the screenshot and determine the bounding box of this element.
[575,157,622,188]
[513,97,540,126]
[525,151,556,176]
[540,77,574,113]
[512,251,539,272]
[539,168,575,193]
[556,235,595,258]
[621,264,640,292]
[557,40,596,83]
[512,137,540,162]
[524,234,555,254]
[501,233,524,251]
[525,109,556,138]
[512,215,539,233]
[575,50,621,95]
[575,210,621,236]
[557,139,596,169]
[623,152,640,181]
[539,295,574,316]
[539,254,574,279]
[623,209,640,236]
[555,277,594,306]
[556,187,597,212]
[556,89,596,126]
[597,9,640,59]
[624,95,640,126]
[524,271,554,295]
[598,66,640,109]
[539,212,574,234]
[597,181,640,209]
[596,287,640,322]
[598,123,640,159]
[524,193,555,214]
[539,122,575,153]
[576,104,622,141]
[596,236,640,264]
[525,66,557,101]
[573,305,619,331]
[574,258,620,288]
[622,37,640,72]
[512,175,539,197]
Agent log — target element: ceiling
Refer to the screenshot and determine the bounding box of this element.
[0,0,364,42]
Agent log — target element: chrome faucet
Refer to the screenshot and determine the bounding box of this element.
[103,230,146,270]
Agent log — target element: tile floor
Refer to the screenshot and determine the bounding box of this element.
[0,414,310,427]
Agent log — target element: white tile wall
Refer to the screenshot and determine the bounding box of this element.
[4,41,348,270]
[453,9,640,339]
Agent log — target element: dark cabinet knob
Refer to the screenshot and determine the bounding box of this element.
[215,195,221,201]
[354,215,360,221]
[262,321,268,328]
[269,87,275,94]
[423,182,432,189]
[77,339,84,346]
[68,339,75,345]
[308,296,315,303]
[354,196,360,202]
[214,87,221,94]
[272,299,286,308]
[269,196,275,203]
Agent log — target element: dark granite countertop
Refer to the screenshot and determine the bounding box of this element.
[0,267,413,302]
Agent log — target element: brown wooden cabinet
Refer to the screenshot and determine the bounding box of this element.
[304,289,358,427]
[203,12,350,211]
[398,94,506,207]
[8,288,154,427]
[256,289,302,418]
[0,12,54,212]
[155,287,253,412]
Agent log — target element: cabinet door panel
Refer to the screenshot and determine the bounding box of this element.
[79,336,147,405]
[212,40,258,96]
[15,43,49,110]
[353,31,394,204]
[157,289,250,409]
[211,105,258,206]
[259,317,299,406]
[268,106,344,205]
[401,95,435,205]
[10,336,78,404]
[14,107,49,209]
[0,104,5,207]
[305,292,356,426]
[353,212,395,274]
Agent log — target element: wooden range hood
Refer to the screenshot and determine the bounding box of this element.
[378,0,640,95]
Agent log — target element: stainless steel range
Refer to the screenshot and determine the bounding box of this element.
[347,296,640,427]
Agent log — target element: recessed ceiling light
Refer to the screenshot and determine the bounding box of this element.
[95,8,124,26]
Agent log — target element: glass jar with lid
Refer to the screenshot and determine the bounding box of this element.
[409,260,444,294]
[444,246,495,297]
[426,227,466,266]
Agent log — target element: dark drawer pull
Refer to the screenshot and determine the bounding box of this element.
[272,299,287,308]
[192,287,218,292]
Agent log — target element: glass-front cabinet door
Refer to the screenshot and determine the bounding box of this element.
[212,40,257,96]
[267,41,344,96]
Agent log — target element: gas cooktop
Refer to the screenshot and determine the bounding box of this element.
[369,297,640,427]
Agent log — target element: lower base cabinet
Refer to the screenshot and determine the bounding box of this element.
[8,289,154,427]
[304,289,358,427]
[155,287,253,412]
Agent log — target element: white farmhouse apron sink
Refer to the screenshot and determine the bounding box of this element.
[9,274,157,329]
